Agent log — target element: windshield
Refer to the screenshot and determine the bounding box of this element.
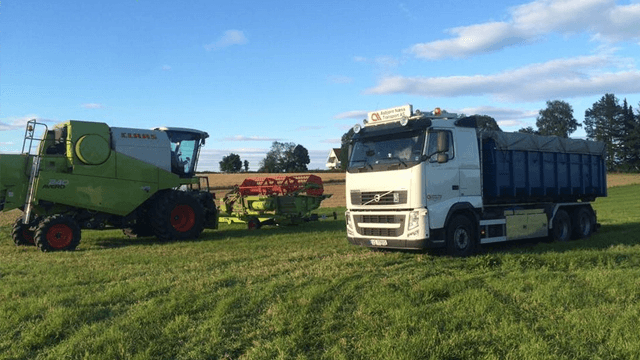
[348,131,425,172]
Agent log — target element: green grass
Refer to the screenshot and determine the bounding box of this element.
[1,188,640,359]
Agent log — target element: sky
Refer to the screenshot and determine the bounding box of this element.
[2,0,640,171]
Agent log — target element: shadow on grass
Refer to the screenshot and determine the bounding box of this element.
[89,218,347,250]
[479,222,640,255]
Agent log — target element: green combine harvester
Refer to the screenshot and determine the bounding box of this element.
[1,119,218,251]
[219,175,334,229]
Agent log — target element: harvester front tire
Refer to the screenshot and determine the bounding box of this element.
[150,191,205,240]
[34,215,81,252]
[11,215,35,246]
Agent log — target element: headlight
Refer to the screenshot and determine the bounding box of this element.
[408,210,420,230]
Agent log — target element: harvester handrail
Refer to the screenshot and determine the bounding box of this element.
[21,119,49,155]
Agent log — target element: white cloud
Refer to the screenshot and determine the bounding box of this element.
[333,110,368,120]
[365,55,640,102]
[204,30,248,51]
[457,105,538,120]
[161,65,172,71]
[81,103,104,109]
[222,135,281,142]
[408,0,640,59]
[0,115,55,131]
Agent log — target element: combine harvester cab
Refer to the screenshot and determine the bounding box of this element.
[220,174,334,229]
[1,119,219,251]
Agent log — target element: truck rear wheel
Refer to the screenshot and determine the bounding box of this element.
[571,207,595,239]
[12,215,36,246]
[150,191,205,240]
[34,215,81,252]
[446,215,476,257]
[551,209,572,242]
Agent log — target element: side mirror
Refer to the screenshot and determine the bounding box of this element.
[437,132,449,153]
[437,153,449,164]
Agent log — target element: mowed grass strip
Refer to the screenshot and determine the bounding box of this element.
[1,189,640,359]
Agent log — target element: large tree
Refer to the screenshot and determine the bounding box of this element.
[584,93,625,170]
[474,115,502,132]
[219,153,242,173]
[536,100,580,138]
[619,99,640,171]
[518,126,540,135]
[258,141,310,173]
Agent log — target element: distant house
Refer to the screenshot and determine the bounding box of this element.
[326,148,342,169]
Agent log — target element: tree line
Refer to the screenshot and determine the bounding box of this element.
[219,141,310,173]
[339,93,640,172]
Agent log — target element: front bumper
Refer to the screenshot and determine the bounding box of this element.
[347,236,444,250]
[346,208,444,250]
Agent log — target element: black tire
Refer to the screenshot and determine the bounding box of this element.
[11,215,36,246]
[571,207,595,239]
[247,217,261,230]
[34,215,81,252]
[551,209,572,242]
[149,191,205,240]
[446,215,476,257]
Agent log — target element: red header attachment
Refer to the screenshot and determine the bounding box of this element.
[239,175,324,196]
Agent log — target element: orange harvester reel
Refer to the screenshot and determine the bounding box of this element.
[238,175,324,197]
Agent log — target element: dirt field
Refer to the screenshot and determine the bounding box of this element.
[1,172,637,228]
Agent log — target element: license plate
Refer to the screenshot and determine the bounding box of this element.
[370,239,388,246]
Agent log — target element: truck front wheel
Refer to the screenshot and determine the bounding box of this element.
[551,209,572,242]
[34,215,81,252]
[446,215,476,257]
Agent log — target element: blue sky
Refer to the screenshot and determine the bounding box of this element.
[2,0,640,171]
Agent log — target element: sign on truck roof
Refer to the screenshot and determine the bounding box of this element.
[367,105,412,126]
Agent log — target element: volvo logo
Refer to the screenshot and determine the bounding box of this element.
[374,194,381,202]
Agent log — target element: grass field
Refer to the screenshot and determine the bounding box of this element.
[1,176,640,359]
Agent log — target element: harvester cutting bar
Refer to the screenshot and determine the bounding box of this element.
[239,175,324,196]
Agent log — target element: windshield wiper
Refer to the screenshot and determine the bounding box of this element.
[387,156,408,168]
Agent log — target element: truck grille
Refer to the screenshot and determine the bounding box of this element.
[351,191,408,205]
[354,214,405,237]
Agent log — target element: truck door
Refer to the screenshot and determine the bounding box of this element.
[425,130,459,229]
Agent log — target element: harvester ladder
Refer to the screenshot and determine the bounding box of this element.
[23,155,41,224]
[21,119,48,224]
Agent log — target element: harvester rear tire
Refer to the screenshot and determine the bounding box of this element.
[149,191,205,240]
[11,215,36,246]
[34,215,81,252]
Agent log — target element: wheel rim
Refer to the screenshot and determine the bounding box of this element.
[23,229,35,244]
[171,205,196,232]
[47,224,74,249]
[248,219,258,230]
[454,227,470,249]
[579,213,591,235]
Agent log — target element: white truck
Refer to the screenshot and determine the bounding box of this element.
[345,105,607,256]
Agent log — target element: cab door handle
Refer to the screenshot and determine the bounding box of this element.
[452,185,459,190]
